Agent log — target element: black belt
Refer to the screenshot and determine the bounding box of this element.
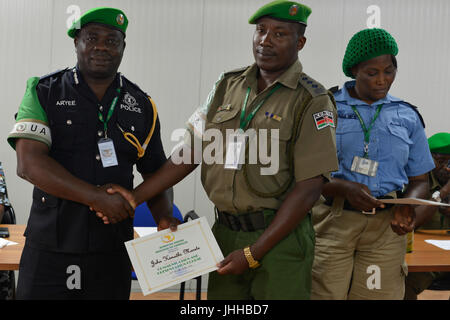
[324,192,401,211]
[216,209,268,232]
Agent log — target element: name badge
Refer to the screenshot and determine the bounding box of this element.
[351,156,378,177]
[224,133,247,170]
[98,138,118,168]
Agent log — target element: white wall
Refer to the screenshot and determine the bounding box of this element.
[1,0,449,228]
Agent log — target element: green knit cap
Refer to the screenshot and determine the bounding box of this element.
[428,132,450,154]
[249,0,312,25]
[67,7,128,38]
[342,28,398,78]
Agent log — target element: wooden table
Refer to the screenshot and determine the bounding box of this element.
[406,230,450,272]
[1,225,449,273]
[0,224,26,271]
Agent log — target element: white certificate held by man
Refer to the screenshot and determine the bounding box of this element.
[125,216,224,296]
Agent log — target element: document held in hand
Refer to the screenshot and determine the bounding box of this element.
[125,216,224,296]
[379,198,450,207]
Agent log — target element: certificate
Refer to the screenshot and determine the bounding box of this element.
[125,216,224,296]
[379,198,450,207]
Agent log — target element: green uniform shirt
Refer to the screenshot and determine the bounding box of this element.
[186,60,339,214]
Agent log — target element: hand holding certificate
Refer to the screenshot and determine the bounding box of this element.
[125,216,224,296]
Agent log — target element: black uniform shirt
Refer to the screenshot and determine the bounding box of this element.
[11,67,167,253]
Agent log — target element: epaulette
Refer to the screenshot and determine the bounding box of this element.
[328,86,340,94]
[399,101,426,128]
[224,66,249,76]
[39,68,68,81]
[121,74,149,97]
[299,73,327,97]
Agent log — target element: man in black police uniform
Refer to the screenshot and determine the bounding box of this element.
[7,7,178,299]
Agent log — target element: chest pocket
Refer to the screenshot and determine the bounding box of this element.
[388,122,413,145]
[336,117,361,134]
[114,109,148,158]
[50,109,89,151]
[210,105,240,126]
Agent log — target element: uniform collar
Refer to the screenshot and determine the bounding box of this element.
[70,65,122,88]
[241,59,303,90]
[335,80,403,106]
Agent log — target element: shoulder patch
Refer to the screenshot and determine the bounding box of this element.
[399,101,426,128]
[39,68,68,81]
[299,73,327,97]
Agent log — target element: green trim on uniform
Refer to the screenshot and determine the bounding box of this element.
[248,0,312,25]
[7,77,51,149]
[67,7,128,38]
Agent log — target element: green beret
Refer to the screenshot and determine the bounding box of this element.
[67,7,128,38]
[342,28,398,78]
[249,0,312,26]
[428,132,450,154]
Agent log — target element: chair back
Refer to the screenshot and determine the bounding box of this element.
[133,203,183,227]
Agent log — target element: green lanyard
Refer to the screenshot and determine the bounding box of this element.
[350,104,383,158]
[240,83,281,130]
[98,88,121,138]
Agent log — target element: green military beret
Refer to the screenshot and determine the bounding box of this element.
[428,132,450,154]
[67,7,128,38]
[249,0,312,25]
[342,28,398,78]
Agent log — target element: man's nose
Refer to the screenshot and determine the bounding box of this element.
[260,32,272,46]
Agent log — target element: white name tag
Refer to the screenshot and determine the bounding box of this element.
[98,138,118,168]
[351,156,378,177]
[224,133,247,170]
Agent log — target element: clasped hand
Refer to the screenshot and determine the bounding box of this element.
[91,184,179,231]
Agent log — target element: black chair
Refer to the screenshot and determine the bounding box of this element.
[179,210,202,300]
[1,205,16,300]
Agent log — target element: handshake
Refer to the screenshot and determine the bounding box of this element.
[89,184,179,231]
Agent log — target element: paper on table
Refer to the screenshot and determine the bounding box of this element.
[134,227,158,238]
[0,238,18,249]
[379,198,450,207]
[425,240,450,250]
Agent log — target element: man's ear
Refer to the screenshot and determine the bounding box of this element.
[297,36,306,51]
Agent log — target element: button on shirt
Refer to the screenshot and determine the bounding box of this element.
[332,81,435,197]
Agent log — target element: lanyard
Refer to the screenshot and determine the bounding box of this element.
[350,104,383,158]
[98,87,121,138]
[240,83,281,130]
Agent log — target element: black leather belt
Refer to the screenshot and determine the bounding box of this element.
[216,209,268,232]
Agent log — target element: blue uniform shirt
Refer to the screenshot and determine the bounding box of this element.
[332,81,435,197]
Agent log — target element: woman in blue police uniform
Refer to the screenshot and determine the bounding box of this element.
[7,8,176,299]
[311,28,435,299]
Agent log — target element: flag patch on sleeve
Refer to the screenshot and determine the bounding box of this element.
[313,111,335,130]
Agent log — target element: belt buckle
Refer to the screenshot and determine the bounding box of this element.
[362,208,376,215]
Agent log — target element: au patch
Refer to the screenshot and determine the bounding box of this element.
[313,111,335,130]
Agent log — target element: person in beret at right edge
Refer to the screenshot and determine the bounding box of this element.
[311,28,435,300]
[404,132,450,300]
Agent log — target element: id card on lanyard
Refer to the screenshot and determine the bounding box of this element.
[350,104,383,177]
[97,86,122,168]
[224,84,281,170]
